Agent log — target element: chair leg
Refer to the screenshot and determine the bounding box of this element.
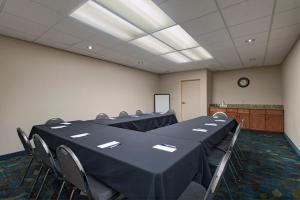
[35,168,51,199]
[229,160,240,182]
[228,162,238,183]
[29,164,43,198]
[57,181,66,200]
[18,156,33,187]
[69,187,77,200]
[232,149,243,170]
[222,177,233,200]
[236,144,245,159]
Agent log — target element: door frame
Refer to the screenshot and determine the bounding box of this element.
[180,79,201,121]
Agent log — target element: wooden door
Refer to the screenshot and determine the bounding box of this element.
[266,110,284,132]
[181,79,201,121]
[249,109,266,131]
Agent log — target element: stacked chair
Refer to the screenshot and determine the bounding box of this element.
[96,113,109,120]
[119,111,129,117]
[136,110,143,115]
[45,118,65,125]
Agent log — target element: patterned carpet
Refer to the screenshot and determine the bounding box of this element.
[0,130,299,200]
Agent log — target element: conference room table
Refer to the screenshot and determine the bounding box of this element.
[88,112,178,132]
[29,121,205,200]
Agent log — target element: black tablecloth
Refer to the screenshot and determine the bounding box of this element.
[88,113,178,132]
[29,121,202,200]
[147,116,238,155]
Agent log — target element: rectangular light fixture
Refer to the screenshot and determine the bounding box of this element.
[95,0,175,33]
[153,25,199,50]
[162,52,191,63]
[130,35,174,55]
[70,0,145,41]
[181,47,213,61]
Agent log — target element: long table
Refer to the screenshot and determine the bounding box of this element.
[29,121,205,200]
[88,113,177,132]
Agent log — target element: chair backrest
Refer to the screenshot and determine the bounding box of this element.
[136,110,143,115]
[17,128,33,155]
[33,134,60,176]
[56,145,89,193]
[229,122,242,150]
[204,150,232,200]
[46,118,64,125]
[212,112,228,118]
[119,111,129,117]
[96,113,109,120]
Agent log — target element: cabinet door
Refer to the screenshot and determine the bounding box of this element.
[226,109,238,119]
[266,110,284,132]
[249,110,266,131]
[238,113,250,129]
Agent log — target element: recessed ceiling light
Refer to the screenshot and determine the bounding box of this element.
[88,46,93,50]
[245,38,255,43]
[70,0,145,41]
[162,52,191,63]
[95,0,175,32]
[153,25,199,50]
[181,47,213,61]
[130,35,174,55]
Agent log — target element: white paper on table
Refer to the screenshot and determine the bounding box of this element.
[51,125,66,129]
[60,122,71,125]
[109,117,116,120]
[153,144,177,152]
[215,119,226,122]
[204,123,218,126]
[192,128,208,132]
[71,133,90,138]
[97,141,120,149]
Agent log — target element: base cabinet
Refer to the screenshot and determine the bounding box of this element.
[209,107,284,133]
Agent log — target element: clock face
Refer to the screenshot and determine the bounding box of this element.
[238,77,250,88]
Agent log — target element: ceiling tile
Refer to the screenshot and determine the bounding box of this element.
[159,0,217,24]
[35,38,69,50]
[112,43,143,57]
[153,0,168,6]
[53,18,99,39]
[181,12,225,37]
[270,23,300,40]
[268,36,298,51]
[203,40,235,52]
[39,29,81,45]
[217,0,245,9]
[272,7,300,29]
[0,12,48,37]
[229,16,271,38]
[237,41,266,67]
[233,32,268,47]
[221,0,274,26]
[87,32,124,48]
[31,0,86,16]
[4,0,63,27]
[265,48,287,65]
[195,29,231,46]
[275,0,300,13]
[0,25,37,41]
[72,41,105,54]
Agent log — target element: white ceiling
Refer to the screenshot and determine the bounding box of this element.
[0,0,299,73]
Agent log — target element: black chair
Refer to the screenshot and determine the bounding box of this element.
[96,113,109,120]
[212,112,228,118]
[17,128,35,186]
[136,110,143,115]
[56,145,118,200]
[45,118,65,125]
[30,134,62,199]
[119,111,129,117]
[178,150,233,200]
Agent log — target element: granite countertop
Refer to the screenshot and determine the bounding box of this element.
[210,104,284,110]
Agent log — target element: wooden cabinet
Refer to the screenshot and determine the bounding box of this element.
[266,110,284,132]
[209,106,284,133]
[249,109,266,131]
[237,109,250,129]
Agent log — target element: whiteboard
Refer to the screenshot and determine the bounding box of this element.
[154,94,170,113]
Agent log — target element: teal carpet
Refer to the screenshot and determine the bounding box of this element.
[0,131,300,200]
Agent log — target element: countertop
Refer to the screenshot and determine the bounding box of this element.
[209,104,284,110]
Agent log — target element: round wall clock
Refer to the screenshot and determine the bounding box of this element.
[237,77,250,88]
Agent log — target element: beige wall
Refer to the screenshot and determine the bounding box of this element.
[282,38,300,150]
[0,36,159,155]
[212,66,283,105]
[159,70,209,121]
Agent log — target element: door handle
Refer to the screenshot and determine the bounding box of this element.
[182,101,186,104]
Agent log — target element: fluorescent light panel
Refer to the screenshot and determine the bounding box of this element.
[130,35,174,55]
[95,0,175,32]
[153,25,199,50]
[181,47,213,61]
[162,52,191,63]
[70,0,145,41]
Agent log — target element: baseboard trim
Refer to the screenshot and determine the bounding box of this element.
[0,150,26,161]
[284,133,300,158]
